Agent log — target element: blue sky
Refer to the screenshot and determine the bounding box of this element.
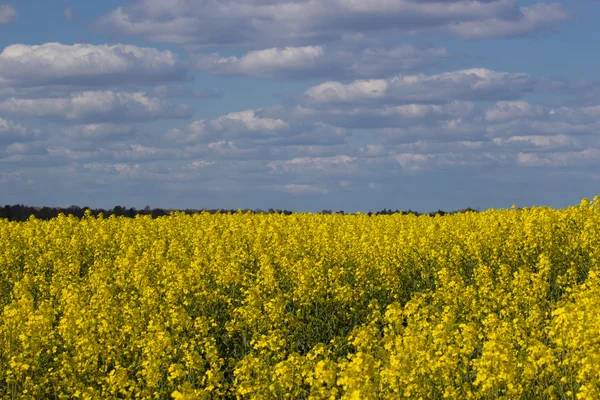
[1,0,600,212]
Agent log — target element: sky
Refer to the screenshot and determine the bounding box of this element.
[1,0,600,212]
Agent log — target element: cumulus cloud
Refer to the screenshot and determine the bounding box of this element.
[22,82,595,181]
[97,0,569,47]
[0,43,187,88]
[370,99,600,147]
[62,123,137,141]
[0,4,16,24]
[0,91,192,122]
[550,105,600,122]
[517,148,600,168]
[445,3,569,39]
[375,118,486,144]
[483,102,600,138]
[315,101,476,129]
[164,107,349,149]
[392,150,511,172]
[305,68,534,104]
[218,110,289,132]
[493,134,579,150]
[0,117,35,144]
[193,46,324,78]
[4,68,599,189]
[82,162,187,181]
[485,101,546,122]
[268,155,358,175]
[165,110,290,145]
[193,44,450,79]
[0,117,25,135]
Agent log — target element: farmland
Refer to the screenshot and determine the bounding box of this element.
[2,199,600,399]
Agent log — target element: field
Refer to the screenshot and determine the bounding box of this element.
[2,199,600,399]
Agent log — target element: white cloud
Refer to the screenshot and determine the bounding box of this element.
[340,45,450,77]
[394,153,435,172]
[0,43,186,88]
[0,117,33,144]
[0,117,26,135]
[164,121,209,144]
[97,0,569,47]
[391,150,509,172]
[493,134,579,149]
[220,110,289,132]
[110,145,181,163]
[447,3,569,39]
[268,155,358,175]
[488,120,595,138]
[485,101,546,122]
[167,109,293,145]
[193,46,324,78]
[306,79,389,103]
[484,103,600,137]
[235,46,324,70]
[83,162,186,181]
[62,123,137,141]
[377,118,485,144]
[0,4,16,24]
[318,101,476,129]
[550,105,600,122]
[193,44,450,79]
[0,91,192,122]
[164,108,347,149]
[305,68,533,104]
[186,160,216,169]
[517,148,600,167]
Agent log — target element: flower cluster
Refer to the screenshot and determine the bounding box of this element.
[2,198,600,399]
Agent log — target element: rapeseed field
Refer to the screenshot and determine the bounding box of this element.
[2,198,600,399]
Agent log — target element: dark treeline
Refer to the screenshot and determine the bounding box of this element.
[0,204,479,222]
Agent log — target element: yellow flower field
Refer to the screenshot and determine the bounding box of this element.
[2,198,600,399]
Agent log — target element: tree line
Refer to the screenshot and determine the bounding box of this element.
[0,204,478,222]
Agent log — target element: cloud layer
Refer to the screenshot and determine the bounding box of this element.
[193,44,450,79]
[0,91,192,122]
[0,43,187,88]
[97,0,570,48]
[305,68,534,104]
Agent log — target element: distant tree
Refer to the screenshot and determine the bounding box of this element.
[1,205,10,220]
[151,208,166,219]
[0,203,480,221]
[113,206,125,217]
